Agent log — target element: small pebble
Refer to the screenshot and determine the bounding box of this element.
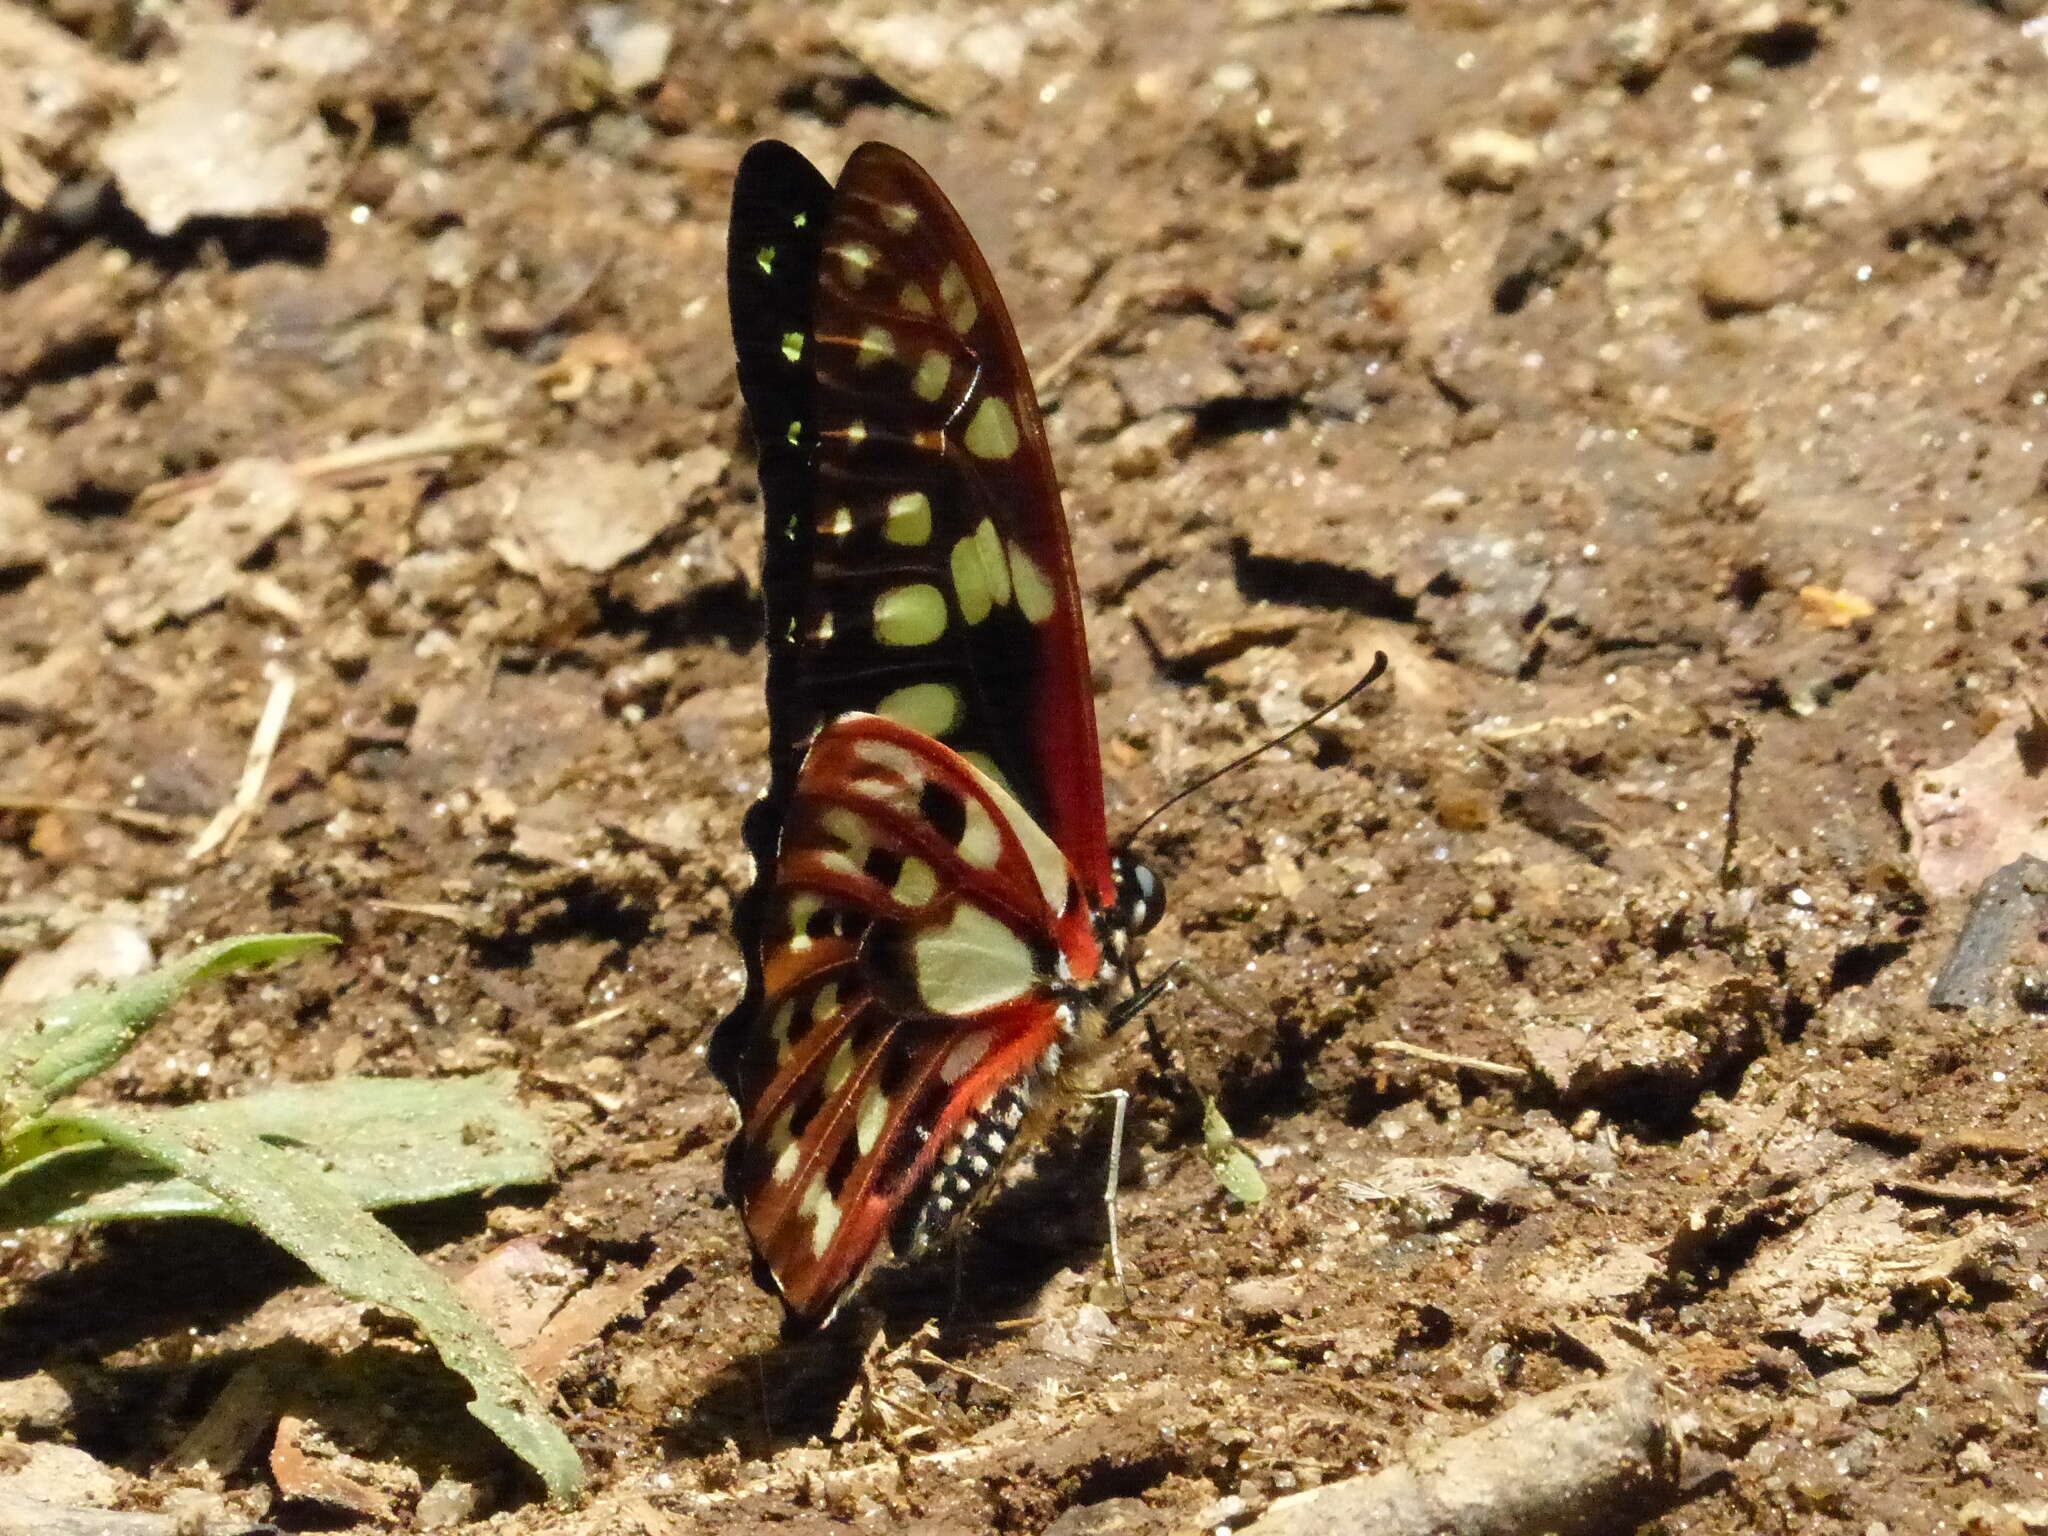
[417,1476,481,1528]
[0,485,51,574]
[1856,139,1935,196]
[1696,240,1802,316]
[1440,127,1540,192]
[1107,412,1193,480]
[274,21,374,77]
[583,7,674,93]
[0,1373,76,1432]
[0,1441,123,1507]
[1604,13,1673,86]
[1224,1276,1301,1329]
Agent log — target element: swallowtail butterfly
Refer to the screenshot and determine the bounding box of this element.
[714,141,1165,1331]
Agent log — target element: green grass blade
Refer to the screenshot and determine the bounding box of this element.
[1202,1096,1269,1207]
[39,1104,585,1505]
[0,1072,551,1225]
[0,934,336,1124]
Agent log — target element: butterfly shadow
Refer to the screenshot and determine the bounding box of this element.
[663,1114,1126,1459]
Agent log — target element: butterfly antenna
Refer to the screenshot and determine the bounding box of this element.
[1121,653,1389,846]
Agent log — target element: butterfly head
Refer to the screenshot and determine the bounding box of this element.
[1097,850,1166,990]
[1111,852,1165,939]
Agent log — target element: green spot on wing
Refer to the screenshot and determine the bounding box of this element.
[781,331,805,363]
[756,244,776,276]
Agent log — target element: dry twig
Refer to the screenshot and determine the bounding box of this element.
[1835,1117,2048,1162]
[136,421,509,511]
[0,797,194,835]
[1036,279,1130,398]
[1371,1039,1528,1082]
[187,667,295,861]
[1235,1370,1679,1536]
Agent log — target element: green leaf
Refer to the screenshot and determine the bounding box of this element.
[0,1072,550,1225]
[1201,1096,1268,1207]
[0,933,336,1125]
[36,1104,585,1505]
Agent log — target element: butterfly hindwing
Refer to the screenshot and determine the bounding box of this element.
[722,715,1101,1319]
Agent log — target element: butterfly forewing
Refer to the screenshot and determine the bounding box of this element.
[727,141,1112,905]
[720,142,1133,1330]
[727,141,834,795]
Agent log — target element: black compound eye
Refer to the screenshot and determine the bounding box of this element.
[1114,857,1166,936]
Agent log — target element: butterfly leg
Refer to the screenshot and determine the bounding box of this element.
[1161,957,1260,1030]
[1089,1086,1132,1304]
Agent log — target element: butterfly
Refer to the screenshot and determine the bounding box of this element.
[712,141,1167,1332]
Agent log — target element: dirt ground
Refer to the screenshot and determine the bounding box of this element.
[6,0,2048,1531]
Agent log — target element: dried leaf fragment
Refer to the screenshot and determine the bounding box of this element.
[99,23,340,235]
[1906,706,2048,899]
[1796,583,1875,628]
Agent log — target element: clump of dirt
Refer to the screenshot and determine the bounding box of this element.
[4,1,2048,1532]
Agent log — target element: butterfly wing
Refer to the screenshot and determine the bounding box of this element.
[719,141,1117,1329]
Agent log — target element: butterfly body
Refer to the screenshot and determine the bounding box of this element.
[717,141,1161,1331]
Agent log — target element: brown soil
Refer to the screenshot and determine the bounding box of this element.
[5,1,2048,1532]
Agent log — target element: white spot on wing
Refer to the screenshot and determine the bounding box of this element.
[973,519,1011,607]
[856,325,895,367]
[786,894,821,950]
[939,1030,993,1084]
[1009,540,1057,622]
[915,906,1036,1014]
[885,491,932,545]
[802,1179,841,1253]
[914,350,951,402]
[893,855,938,908]
[965,397,1019,460]
[876,682,961,737]
[856,1084,889,1154]
[818,808,871,873]
[873,583,948,647]
[940,262,977,333]
[851,734,929,793]
[958,796,1001,869]
[824,1038,858,1094]
[834,243,878,285]
[957,756,1072,915]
